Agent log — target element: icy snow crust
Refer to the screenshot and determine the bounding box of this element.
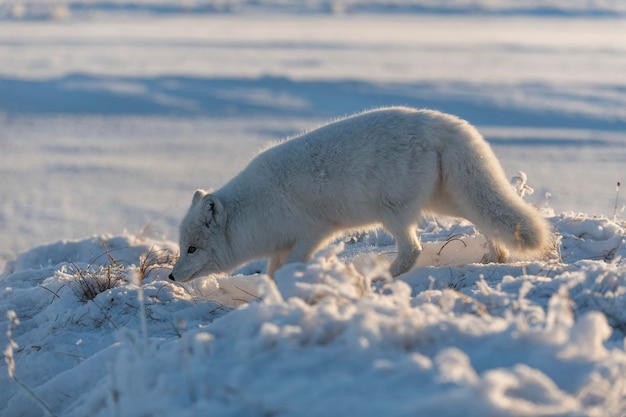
[1,214,625,416]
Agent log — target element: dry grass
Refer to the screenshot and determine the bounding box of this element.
[68,244,178,302]
[613,181,623,222]
[137,246,178,282]
[70,251,127,302]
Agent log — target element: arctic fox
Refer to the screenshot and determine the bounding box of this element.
[169,107,551,281]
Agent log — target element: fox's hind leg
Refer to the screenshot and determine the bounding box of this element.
[381,180,436,276]
[383,218,422,277]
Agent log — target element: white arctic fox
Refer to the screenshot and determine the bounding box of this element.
[169,107,551,281]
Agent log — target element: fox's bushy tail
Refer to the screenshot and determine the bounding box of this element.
[440,120,552,258]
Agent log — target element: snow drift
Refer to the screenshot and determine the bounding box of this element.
[1,213,625,416]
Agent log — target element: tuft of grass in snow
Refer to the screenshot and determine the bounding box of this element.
[511,171,534,198]
[69,253,127,302]
[137,246,178,282]
[613,181,624,222]
[68,243,178,302]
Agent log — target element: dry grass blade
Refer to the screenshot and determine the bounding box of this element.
[437,234,468,256]
[613,181,623,222]
[4,311,58,417]
[137,245,179,282]
[70,258,127,302]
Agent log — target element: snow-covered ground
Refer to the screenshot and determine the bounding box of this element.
[1,3,625,416]
[2,214,626,416]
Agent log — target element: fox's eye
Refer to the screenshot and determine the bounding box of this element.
[187,246,197,254]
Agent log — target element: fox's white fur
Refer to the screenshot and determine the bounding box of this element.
[169,107,551,282]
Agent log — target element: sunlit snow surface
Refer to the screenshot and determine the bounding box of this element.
[1,214,625,416]
[1,3,626,416]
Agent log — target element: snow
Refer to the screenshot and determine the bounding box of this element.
[1,2,626,416]
[2,0,626,19]
[2,216,626,416]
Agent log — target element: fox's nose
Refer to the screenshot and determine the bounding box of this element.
[168,273,176,281]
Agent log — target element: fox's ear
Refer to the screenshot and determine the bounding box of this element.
[201,194,225,227]
[192,189,207,206]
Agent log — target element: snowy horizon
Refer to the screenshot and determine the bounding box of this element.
[2,0,626,19]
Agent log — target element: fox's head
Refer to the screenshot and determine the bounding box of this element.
[169,189,230,282]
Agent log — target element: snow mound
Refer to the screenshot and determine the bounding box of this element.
[1,213,626,416]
